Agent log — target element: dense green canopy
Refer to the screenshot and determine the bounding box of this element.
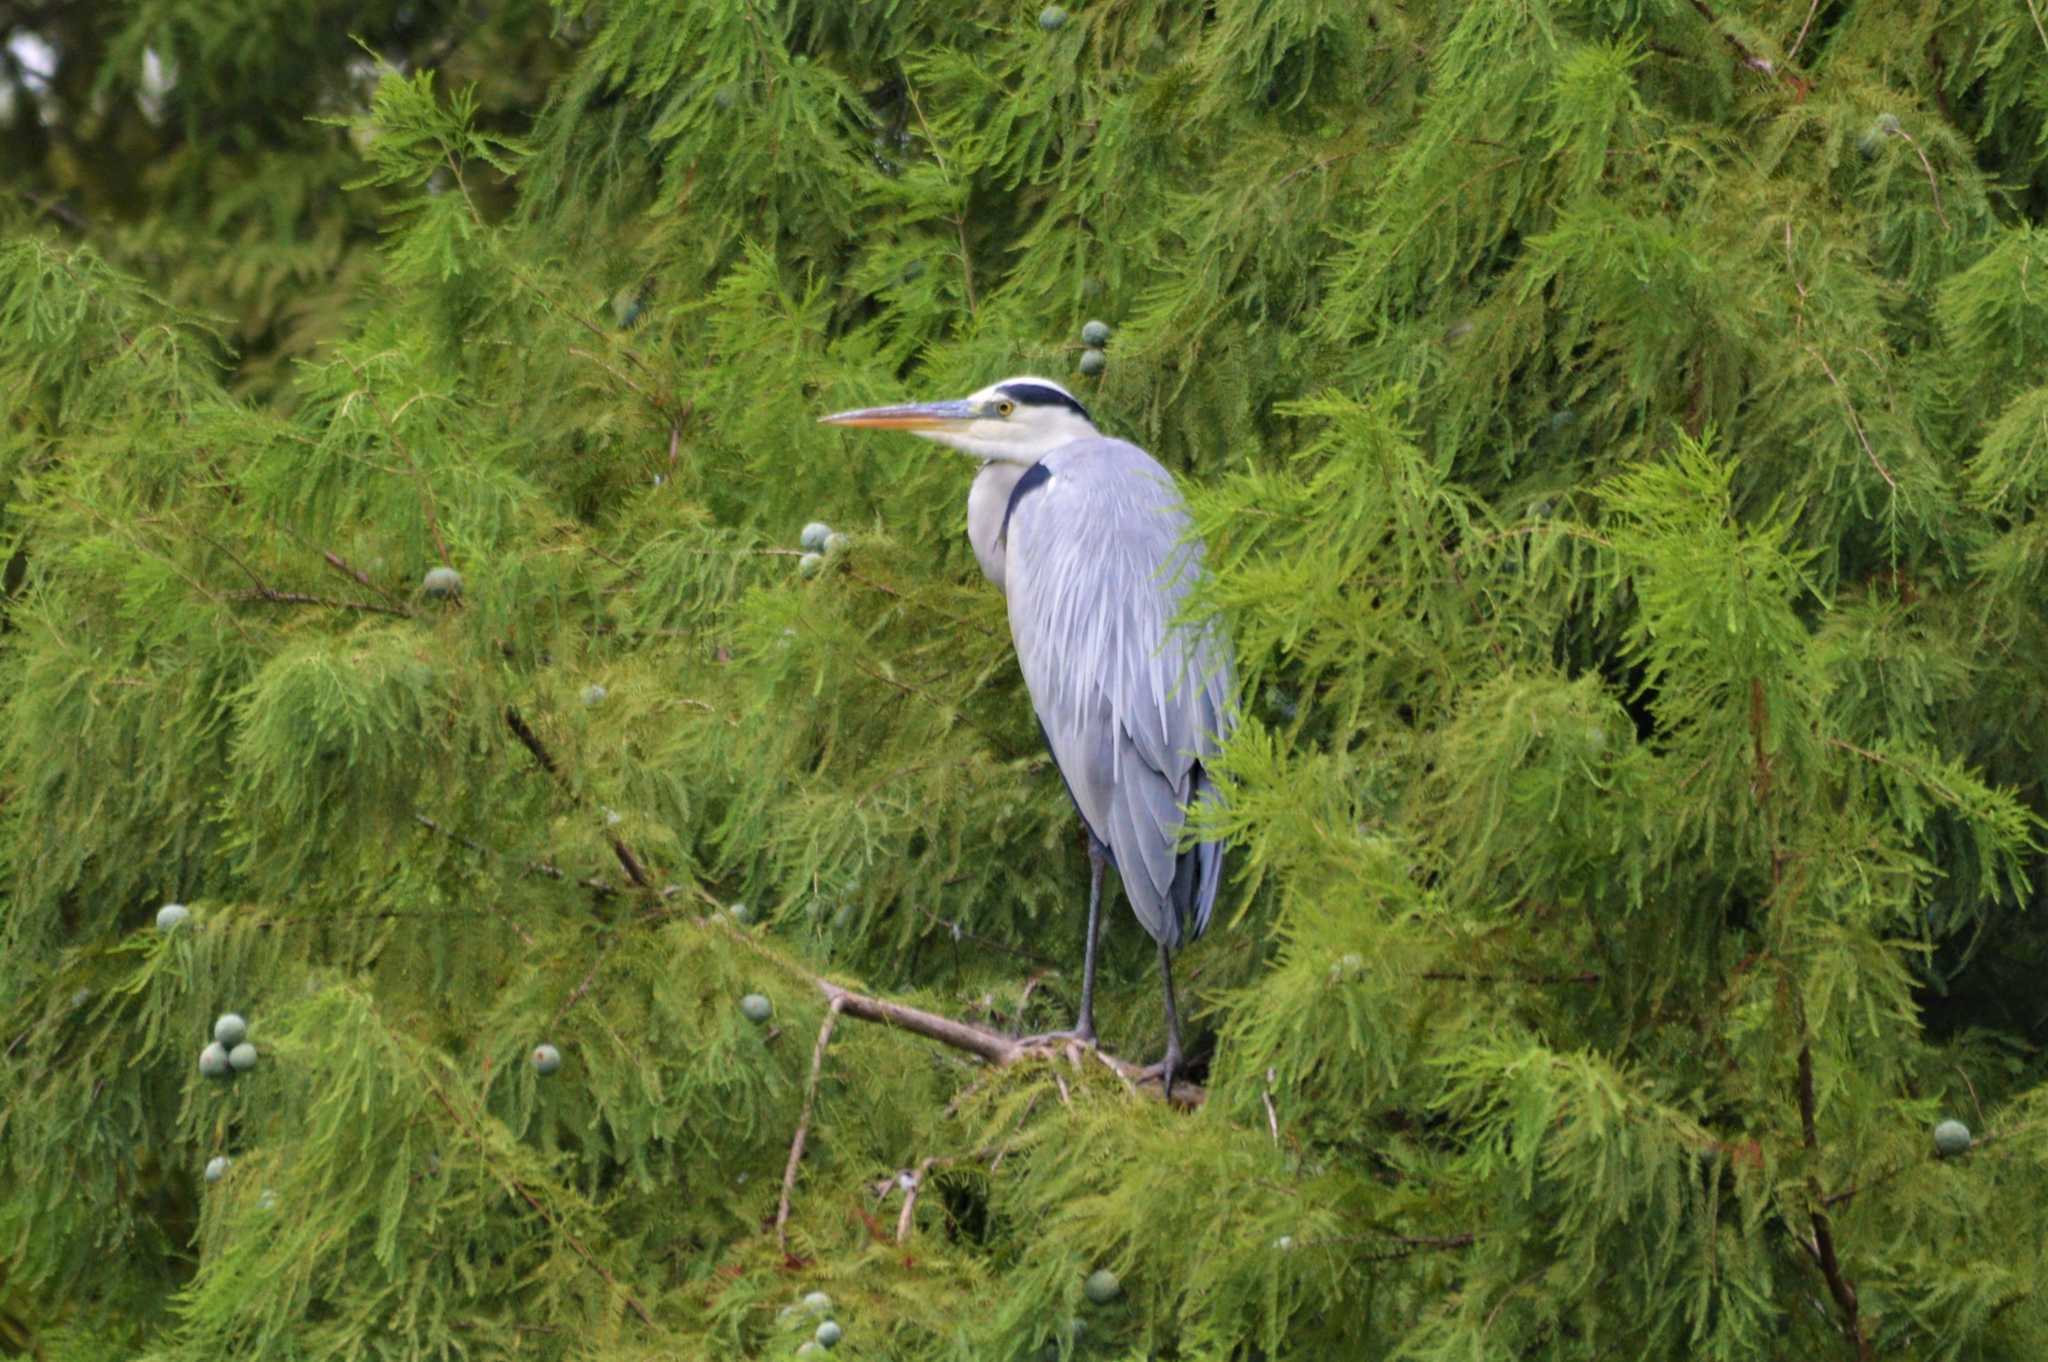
[4,1,2046,1358]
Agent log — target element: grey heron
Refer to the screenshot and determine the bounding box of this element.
[820,376,1235,1094]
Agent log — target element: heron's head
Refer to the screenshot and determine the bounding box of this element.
[819,376,1097,465]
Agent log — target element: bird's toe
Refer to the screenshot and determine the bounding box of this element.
[1016,1026,1097,1051]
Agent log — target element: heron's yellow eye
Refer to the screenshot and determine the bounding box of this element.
[994,399,1016,417]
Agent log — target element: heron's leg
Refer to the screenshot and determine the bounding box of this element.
[1154,937,1183,1100]
[1072,835,1105,1043]
[1018,833,1105,1048]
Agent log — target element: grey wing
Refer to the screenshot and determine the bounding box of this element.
[1003,439,1236,950]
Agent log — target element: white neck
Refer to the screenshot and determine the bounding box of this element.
[965,461,1030,591]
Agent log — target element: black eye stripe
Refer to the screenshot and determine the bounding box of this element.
[995,382,1092,423]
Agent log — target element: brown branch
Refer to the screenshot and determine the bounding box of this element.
[504,706,560,777]
[1818,346,1892,493]
[1755,668,1864,1359]
[778,996,845,1253]
[412,811,622,900]
[200,529,415,618]
[229,587,412,617]
[1889,126,1951,231]
[500,708,657,891]
[1801,1041,1871,1361]
[1786,0,1823,63]
[318,548,405,609]
[1420,970,1601,986]
[1824,1123,2036,1209]
[817,976,1202,1104]
[606,834,652,890]
[817,980,1018,1066]
[548,937,620,1030]
[707,917,1201,1106]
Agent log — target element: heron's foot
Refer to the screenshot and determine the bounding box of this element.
[1015,1024,1098,1051]
[1139,1045,1184,1102]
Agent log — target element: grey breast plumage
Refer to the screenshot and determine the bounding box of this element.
[997,436,1234,951]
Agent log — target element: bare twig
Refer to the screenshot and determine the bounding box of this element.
[1955,1064,1986,1130]
[1822,1157,1914,1210]
[504,706,560,777]
[1823,736,1966,805]
[1890,126,1951,231]
[919,907,1060,966]
[314,545,406,609]
[1824,1123,2035,1208]
[200,529,414,617]
[606,834,652,890]
[815,979,1017,1066]
[1089,1045,1142,1097]
[549,939,618,1029]
[342,365,452,566]
[566,346,667,411]
[1755,674,1866,1361]
[502,707,657,891]
[1343,1227,1481,1261]
[778,997,845,1252]
[229,587,412,616]
[1420,970,1601,986]
[1787,0,1823,63]
[903,81,976,314]
[1804,347,1894,491]
[894,1161,935,1243]
[1262,1066,1281,1145]
[19,188,88,232]
[711,917,1202,1105]
[412,812,622,900]
[1800,1040,1872,1361]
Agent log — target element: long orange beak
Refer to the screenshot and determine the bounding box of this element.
[818,398,979,430]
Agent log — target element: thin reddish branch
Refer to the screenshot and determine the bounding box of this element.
[1756,674,1866,1360]
[319,548,405,609]
[1802,1052,1871,1360]
[778,997,845,1253]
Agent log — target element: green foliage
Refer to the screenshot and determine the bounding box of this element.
[6,1,2048,1359]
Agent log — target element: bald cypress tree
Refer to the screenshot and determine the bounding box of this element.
[5,2,2047,1359]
